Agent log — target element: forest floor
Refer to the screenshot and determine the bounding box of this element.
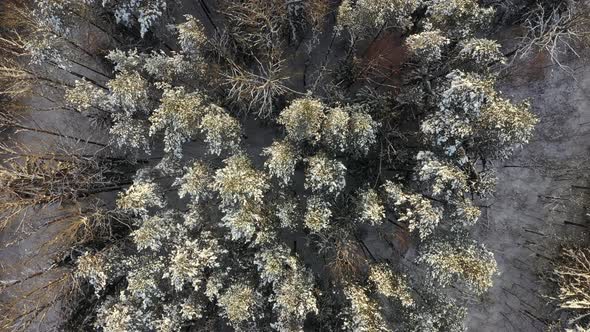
[466,53,590,331]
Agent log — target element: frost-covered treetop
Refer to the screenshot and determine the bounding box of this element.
[212,154,269,208]
[278,97,326,143]
[35,0,168,38]
[177,14,208,56]
[305,153,347,196]
[116,174,165,217]
[262,140,301,186]
[149,84,207,158]
[337,0,423,37]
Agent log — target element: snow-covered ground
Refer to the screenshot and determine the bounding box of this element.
[467,53,590,331]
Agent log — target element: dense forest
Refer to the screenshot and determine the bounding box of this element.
[0,0,589,331]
